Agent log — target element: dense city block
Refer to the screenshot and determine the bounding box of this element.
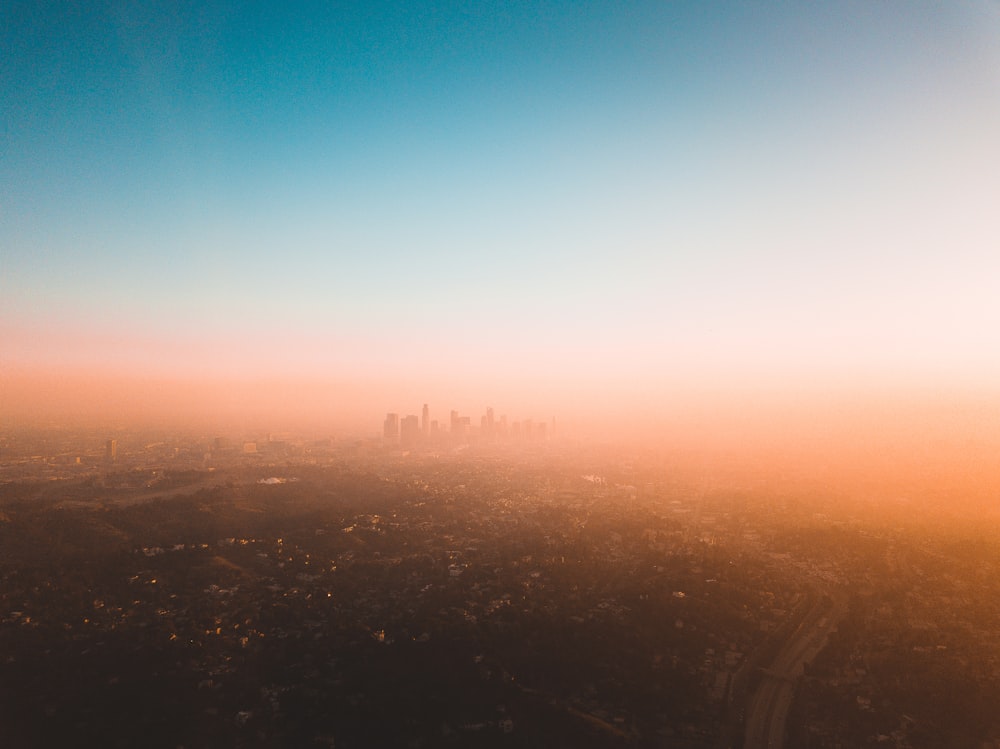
[2,429,999,747]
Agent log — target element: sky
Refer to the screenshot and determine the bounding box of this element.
[3,0,1000,433]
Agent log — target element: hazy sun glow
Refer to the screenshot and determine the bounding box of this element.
[3,1,999,452]
[4,9,1000,746]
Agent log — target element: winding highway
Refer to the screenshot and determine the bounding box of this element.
[743,593,846,749]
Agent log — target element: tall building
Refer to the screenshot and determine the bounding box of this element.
[105,439,117,463]
[383,413,399,444]
[401,415,420,448]
[485,406,495,441]
[422,403,430,436]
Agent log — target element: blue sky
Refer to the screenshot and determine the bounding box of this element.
[3,1,1000,421]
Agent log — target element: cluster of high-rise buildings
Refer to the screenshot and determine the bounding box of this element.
[382,404,550,448]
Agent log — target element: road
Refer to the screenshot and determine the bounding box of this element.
[742,593,845,749]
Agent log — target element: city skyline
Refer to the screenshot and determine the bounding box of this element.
[383,403,551,446]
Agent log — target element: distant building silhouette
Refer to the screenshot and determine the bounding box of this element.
[401,415,420,448]
[105,439,117,463]
[383,413,400,444]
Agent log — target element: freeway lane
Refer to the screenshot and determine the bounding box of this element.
[743,593,846,749]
